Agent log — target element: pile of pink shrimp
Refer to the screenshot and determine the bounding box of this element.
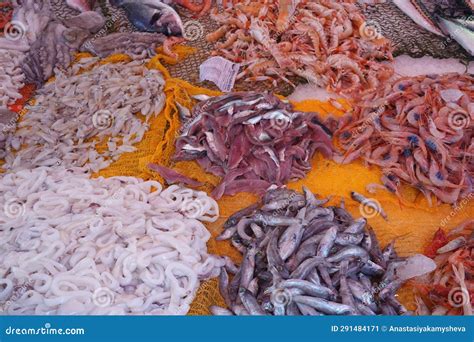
[415,220,473,316]
[206,0,394,95]
[335,73,473,205]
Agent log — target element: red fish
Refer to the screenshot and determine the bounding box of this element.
[424,228,448,258]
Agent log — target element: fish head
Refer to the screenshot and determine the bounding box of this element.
[65,0,96,12]
[151,3,184,37]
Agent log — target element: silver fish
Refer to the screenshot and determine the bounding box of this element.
[192,94,212,101]
[327,246,369,263]
[111,0,184,37]
[316,226,338,258]
[210,306,234,316]
[394,0,474,55]
[293,296,354,315]
[351,191,388,220]
[239,287,266,315]
[277,279,336,300]
[219,268,232,308]
[436,14,474,55]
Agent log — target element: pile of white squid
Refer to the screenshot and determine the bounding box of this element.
[3,57,166,173]
[0,167,224,315]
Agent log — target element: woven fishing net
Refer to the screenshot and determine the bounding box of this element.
[7,1,473,315]
[362,1,472,61]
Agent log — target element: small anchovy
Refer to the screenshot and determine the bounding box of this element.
[239,287,266,315]
[216,226,237,241]
[436,236,466,254]
[382,240,397,262]
[344,218,367,234]
[339,261,358,313]
[285,302,300,316]
[293,296,355,315]
[355,302,377,315]
[290,257,328,279]
[192,94,212,101]
[254,213,301,227]
[248,277,259,295]
[306,269,321,285]
[318,265,336,291]
[278,223,304,260]
[296,302,322,316]
[385,296,408,315]
[176,102,191,120]
[267,229,290,278]
[210,305,234,316]
[277,279,336,300]
[360,260,385,277]
[219,268,232,307]
[335,233,364,246]
[294,240,319,265]
[327,246,369,263]
[317,226,338,258]
[223,256,239,274]
[231,304,249,316]
[379,279,404,301]
[222,203,260,231]
[350,191,388,221]
[240,244,257,289]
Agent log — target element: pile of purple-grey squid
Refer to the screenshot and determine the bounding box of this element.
[211,187,410,316]
[173,92,333,199]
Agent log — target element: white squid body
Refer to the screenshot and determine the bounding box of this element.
[0,167,223,315]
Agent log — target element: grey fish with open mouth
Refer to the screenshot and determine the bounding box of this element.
[110,0,184,37]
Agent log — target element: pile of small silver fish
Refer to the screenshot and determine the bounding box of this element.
[173,92,333,199]
[207,0,394,94]
[211,187,409,316]
[335,73,473,205]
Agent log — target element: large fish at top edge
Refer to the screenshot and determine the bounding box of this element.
[394,0,474,56]
[66,0,96,12]
[110,0,184,37]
